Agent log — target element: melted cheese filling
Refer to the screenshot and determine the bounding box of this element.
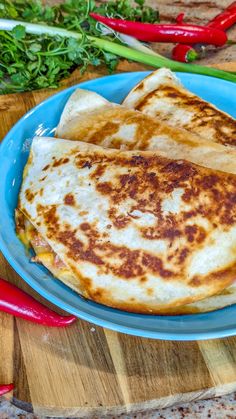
[16,209,70,276]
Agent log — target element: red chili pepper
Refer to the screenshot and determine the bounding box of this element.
[0,278,76,327]
[0,384,14,396]
[90,13,227,46]
[176,13,185,25]
[172,44,199,62]
[207,1,236,30]
[172,2,236,62]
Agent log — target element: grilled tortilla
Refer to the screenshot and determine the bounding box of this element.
[123,68,236,147]
[56,89,236,175]
[17,136,236,314]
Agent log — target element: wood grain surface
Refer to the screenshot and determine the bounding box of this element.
[151,0,236,66]
[1,0,236,416]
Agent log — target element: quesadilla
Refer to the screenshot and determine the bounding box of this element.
[123,68,236,147]
[56,88,236,175]
[16,136,236,314]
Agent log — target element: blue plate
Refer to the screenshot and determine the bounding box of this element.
[1,71,236,341]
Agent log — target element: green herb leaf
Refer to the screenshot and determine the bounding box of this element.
[29,42,42,53]
[135,0,145,6]
[12,24,25,39]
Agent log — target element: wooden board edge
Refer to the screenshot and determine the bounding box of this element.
[11,397,34,414]
[29,382,236,417]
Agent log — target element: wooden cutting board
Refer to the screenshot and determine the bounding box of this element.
[1,0,236,410]
[1,61,236,418]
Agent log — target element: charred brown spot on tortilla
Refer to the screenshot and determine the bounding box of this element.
[141,212,181,241]
[134,80,144,91]
[197,228,207,243]
[130,154,149,167]
[52,157,69,167]
[36,203,44,214]
[184,225,206,245]
[82,161,92,169]
[142,254,173,278]
[185,225,198,243]
[64,193,75,206]
[190,276,201,287]
[43,206,59,224]
[60,108,128,143]
[113,248,144,278]
[90,163,106,179]
[89,287,106,301]
[57,228,104,266]
[183,210,197,220]
[127,114,156,149]
[108,208,130,229]
[39,176,47,182]
[80,222,90,231]
[42,164,50,171]
[178,248,189,264]
[97,181,113,195]
[88,121,120,145]
[37,206,60,238]
[200,174,219,189]
[120,173,137,187]
[25,188,37,203]
[190,263,236,288]
[79,210,88,216]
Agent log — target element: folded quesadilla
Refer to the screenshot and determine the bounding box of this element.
[123,68,236,147]
[16,136,236,314]
[56,89,236,175]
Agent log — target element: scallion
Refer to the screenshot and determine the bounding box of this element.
[1,18,236,90]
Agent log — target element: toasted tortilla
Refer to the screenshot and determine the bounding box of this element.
[123,68,236,147]
[17,136,236,314]
[56,88,236,175]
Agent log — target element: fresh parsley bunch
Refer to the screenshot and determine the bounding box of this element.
[0,0,159,93]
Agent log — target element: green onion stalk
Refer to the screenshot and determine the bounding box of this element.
[1,19,236,83]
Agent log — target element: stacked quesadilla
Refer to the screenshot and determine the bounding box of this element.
[16,69,236,314]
